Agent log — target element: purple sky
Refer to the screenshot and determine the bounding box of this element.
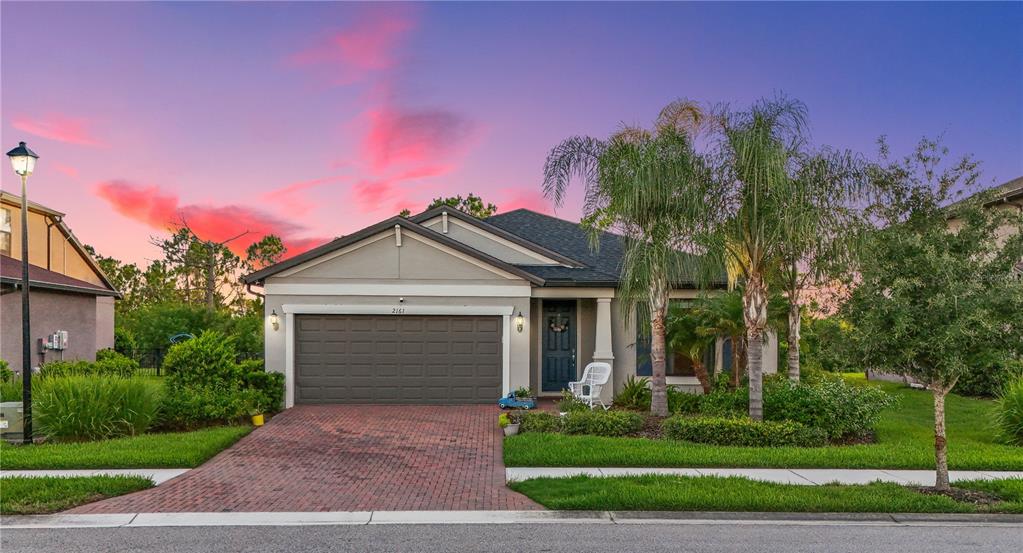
[2,1,1021,265]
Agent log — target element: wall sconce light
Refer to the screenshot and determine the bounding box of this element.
[514,311,524,333]
[270,309,280,331]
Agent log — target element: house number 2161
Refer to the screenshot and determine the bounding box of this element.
[391,307,406,314]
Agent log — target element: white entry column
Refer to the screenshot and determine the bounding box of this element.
[593,298,615,368]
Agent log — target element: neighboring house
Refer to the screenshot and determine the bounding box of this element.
[243,207,777,408]
[0,192,119,372]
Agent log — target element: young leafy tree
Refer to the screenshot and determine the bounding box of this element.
[843,139,1023,491]
[543,100,714,416]
[705,96,808,419]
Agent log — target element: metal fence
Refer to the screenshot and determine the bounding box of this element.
[126,350,264,376]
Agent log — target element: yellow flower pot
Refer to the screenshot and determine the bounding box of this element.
[251,414,264,427]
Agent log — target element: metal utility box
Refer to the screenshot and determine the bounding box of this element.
[0,401,24,441]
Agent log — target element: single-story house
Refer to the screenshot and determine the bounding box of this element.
[0,192,120,372]
[243,207,777,408]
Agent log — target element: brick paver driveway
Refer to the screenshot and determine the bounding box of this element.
[71,405,540,513]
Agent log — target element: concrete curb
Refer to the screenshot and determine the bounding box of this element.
[1,469,189,486]
[3,510,1022,529]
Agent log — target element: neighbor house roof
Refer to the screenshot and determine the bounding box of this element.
[0,254,120,297]
[946,176,1023,212]
[0,192,120,294]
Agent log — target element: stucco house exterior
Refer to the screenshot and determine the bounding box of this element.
[244,207,777,408]
[0,192,119,372]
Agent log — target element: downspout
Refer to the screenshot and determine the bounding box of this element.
[245,282,265,300]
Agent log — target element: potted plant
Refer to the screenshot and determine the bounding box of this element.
[513,386,535,402]
[499,413,519,436]
[247,398,265,427]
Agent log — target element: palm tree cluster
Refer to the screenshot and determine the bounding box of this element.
[543,95,866,420]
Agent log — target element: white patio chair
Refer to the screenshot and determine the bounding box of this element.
[568,362,612,410]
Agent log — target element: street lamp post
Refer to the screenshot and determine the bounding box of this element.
[7,141,39,445]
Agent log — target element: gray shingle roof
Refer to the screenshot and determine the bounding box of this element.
[484,209,624,285]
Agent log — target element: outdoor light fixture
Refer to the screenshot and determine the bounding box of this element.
[515,311,524,333]
[7,142,38,176]
[7,141,40,445]
[270,309,280,331]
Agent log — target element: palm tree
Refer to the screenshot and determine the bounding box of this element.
[776,149,865,381]
[705,96,808,420]
[666,304,714,394]
[542,100,714,416]
[691,289,746,388]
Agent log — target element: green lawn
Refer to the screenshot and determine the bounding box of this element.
[0,476,153,515]
[504,381,1023,470]
[0,426,252,469]
[509,475,1023,513]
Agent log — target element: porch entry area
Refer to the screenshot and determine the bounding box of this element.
[541,300,577,393]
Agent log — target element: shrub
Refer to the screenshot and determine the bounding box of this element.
[562,410,644,437]
[159,331,283,428]
[1,380,21,401]
[662,416,827,447]
[162,331,240,387]
[515,411,561,434]
[113,328,138,355]
[763,374,894,440]
[557,390,589,413]
[699,386,747,417]
[667,387,703,415]
[0,359,13,383]
[994,378,1023,446]
[33,376,162,441]
[40,356,137,379]
[957,358,1023,398]
[498,413,511,428]
[613,376,651,410]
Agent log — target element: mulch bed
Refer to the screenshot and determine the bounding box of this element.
[912,486,1004,506]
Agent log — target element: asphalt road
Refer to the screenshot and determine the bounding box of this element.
[3,523,1022,553]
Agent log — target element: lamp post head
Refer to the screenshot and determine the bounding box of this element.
[7,142,39,177]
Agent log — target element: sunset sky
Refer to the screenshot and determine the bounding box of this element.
[2,2,1021,266]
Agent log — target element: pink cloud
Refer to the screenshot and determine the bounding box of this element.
[54,163,80,178]
[288,8,416,85]
[362,107,476,173]
[498,188,553,214]
[11,113,106,147]
[261,176,348,215]
[95,180,328,256]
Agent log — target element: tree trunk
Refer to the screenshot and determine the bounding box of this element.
[693,360,712,395]
[730,334,746,389]
[650,309,668,417]
[743,274,769,421]
[787,300,801,382]
[205,247,216,312]
[933,387,950,491]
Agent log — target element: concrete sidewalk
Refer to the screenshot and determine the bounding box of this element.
[1,469,188,485]
[505,467,1023,486]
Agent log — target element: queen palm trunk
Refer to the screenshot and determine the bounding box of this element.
[743,275,769,421]
[730,334,746,389]
[649,278,670,417]
[693,360,712,394]
[787,301,801,382]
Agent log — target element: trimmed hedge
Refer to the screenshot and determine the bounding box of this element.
[763,375,894,440]
[40,351,140,379]
[562,410,644,437]
[662,416,828,447]
[514,410,644,437]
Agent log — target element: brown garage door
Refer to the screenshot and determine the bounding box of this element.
[294,314,503,404]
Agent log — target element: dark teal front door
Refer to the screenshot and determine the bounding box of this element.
[541,300,577,393]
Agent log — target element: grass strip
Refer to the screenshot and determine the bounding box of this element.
[0,426,252,469]
[0,476,153,515]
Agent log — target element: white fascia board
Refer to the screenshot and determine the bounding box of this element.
[266,283,532,297]
[422,215,564,266]
[281,304,516,316]
[532,287,616,299]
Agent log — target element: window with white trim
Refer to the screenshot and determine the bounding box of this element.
[0,207,11,256]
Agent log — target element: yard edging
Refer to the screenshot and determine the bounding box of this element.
[1,469,189,485]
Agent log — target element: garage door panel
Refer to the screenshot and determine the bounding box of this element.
[295,314,502,404]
